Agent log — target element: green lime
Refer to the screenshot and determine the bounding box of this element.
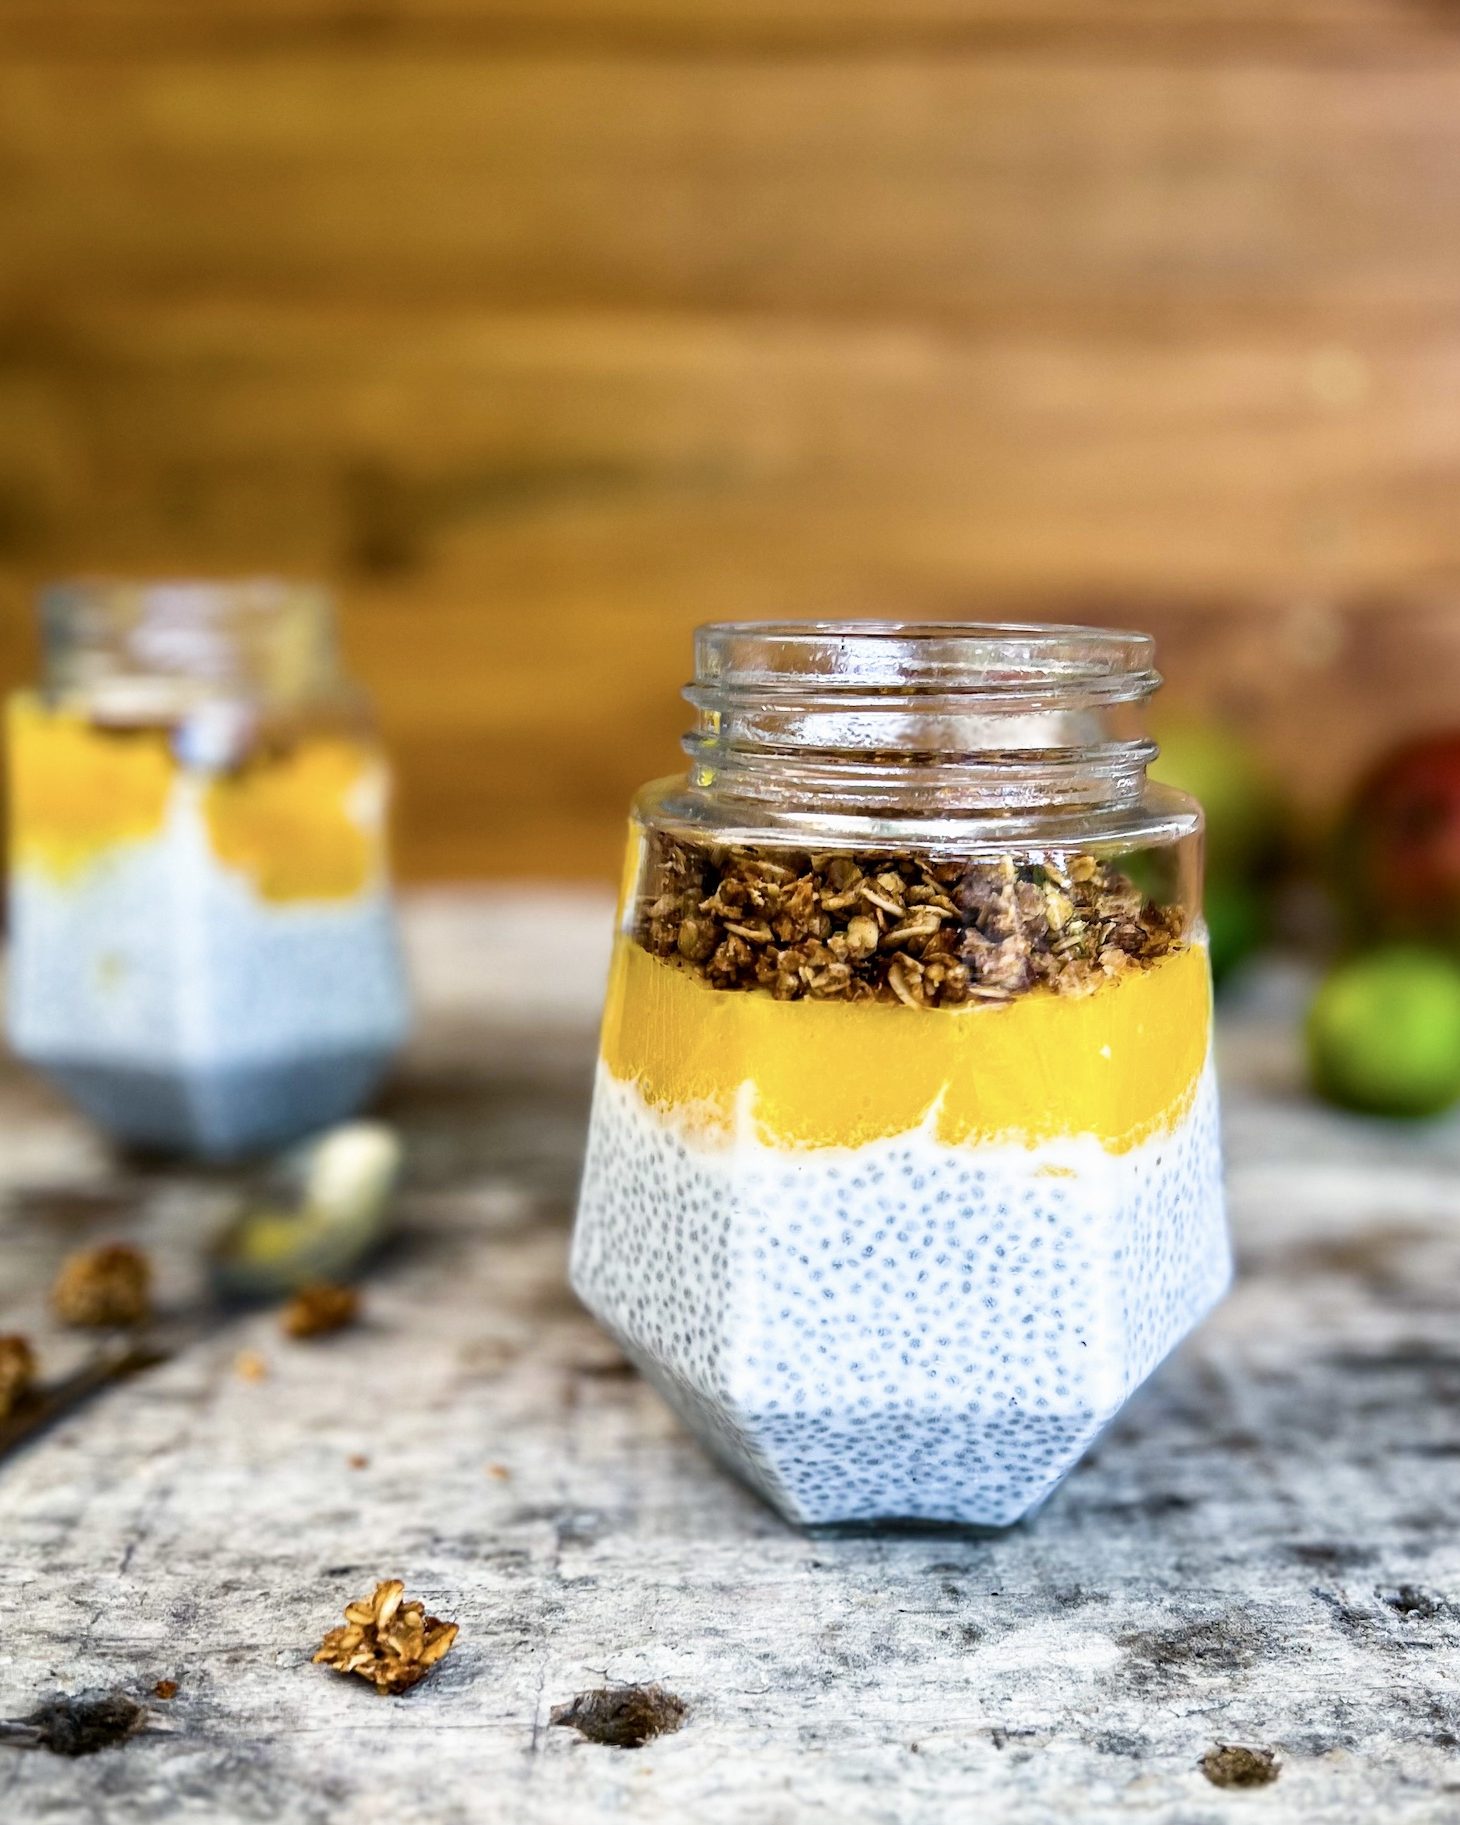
[1204,878,1269,987]
[1307,947,1460,1118]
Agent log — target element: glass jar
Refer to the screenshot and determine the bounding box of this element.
[572,621,1229,1529]
[6,580,411,1159]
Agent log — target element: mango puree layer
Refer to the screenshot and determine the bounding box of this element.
[9,697,379,904]
[601,936,1211,1153]
[202,744,376,903]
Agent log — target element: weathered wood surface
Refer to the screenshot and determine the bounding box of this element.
[5,2,1460,875]
[2,891,1460,1823]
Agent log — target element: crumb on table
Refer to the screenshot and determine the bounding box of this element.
[313,1580,459,1696]
[51,1243,152,1329]
[281,1283,361,1340]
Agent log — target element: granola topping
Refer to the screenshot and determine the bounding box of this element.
[0,1335,37,1420]
[636,834,1185,1007]
[50,1243,152,1328]
[313,1580,459,1696]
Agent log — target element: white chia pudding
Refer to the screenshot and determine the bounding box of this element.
[575,1055,1226,1528]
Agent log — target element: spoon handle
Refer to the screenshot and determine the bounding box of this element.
[0,1341,169,1464]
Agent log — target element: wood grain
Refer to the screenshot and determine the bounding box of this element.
[2,3,1459,877]
[5,56,1460,317]
[2,1,1457,55]
[2,893,1460,1822]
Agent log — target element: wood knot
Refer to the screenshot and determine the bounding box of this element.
[550,1683,686,1748]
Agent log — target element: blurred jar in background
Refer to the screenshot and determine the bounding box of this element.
[6,580,411,1159]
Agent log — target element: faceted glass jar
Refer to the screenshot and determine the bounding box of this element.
[572,622,1230,1529]
[6,580,412,1159]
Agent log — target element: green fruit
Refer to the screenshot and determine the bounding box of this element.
[1150,722,1280,876]
[1307,948,1460,1118]
[1204,878,1268,986]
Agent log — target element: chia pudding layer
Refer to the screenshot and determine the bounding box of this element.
[572,835,1229,1529]
[7,699,410,1157]
[576,1054,1225,1528]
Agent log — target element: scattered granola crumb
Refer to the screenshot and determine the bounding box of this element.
[151,1680,178,1702]
[348,1453,370,1471]
[550,1683,687,1749]
[281,1282,360,1340]
[636,835,1184,1006]
[50,1244,152,1329]
[486,1463,511,1481]
[0,1334,37,1420]
[234,1351,269,1383]
[1200,1744,1281,1789]
[313,1580,459,1696]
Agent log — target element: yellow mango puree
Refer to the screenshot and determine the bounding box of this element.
[202,742,376,903]
[8,698,174,879]
[600,936,1210,1153]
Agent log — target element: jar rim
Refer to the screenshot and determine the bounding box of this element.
[41,576,330,624]
[693,620,1159,705]
[37,577,339,705]
[683,619,1168,818]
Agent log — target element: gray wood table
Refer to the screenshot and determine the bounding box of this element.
[2,892,1459,1824]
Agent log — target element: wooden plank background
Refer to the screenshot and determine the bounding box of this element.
[2,1,1460,879]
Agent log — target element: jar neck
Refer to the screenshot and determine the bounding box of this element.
[683,621,1161,816]
[39,580,340,717]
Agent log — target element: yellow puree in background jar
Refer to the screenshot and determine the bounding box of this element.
[8,698,379,904]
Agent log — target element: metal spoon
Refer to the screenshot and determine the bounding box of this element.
[0,1341,169,1462]
[209,1121,404,1302]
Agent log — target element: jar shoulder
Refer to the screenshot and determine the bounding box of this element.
[629,774,1202,857]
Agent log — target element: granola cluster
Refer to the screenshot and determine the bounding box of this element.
[313,1580,459,1696]
[281,1283,360,1340]
[636,834,1184,1007]
[50,1243,152,1328]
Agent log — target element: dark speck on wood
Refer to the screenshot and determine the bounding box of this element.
[1116,1614,1264,1684]
[550,1684,687,1749]
[1377,1584,1450,1619]
[1,1692,148,1757]
[1284,1542,1377,1568]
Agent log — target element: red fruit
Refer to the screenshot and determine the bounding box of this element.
[1346,734,1460,942]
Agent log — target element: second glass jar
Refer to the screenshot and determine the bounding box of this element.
[6,580,411,1159]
